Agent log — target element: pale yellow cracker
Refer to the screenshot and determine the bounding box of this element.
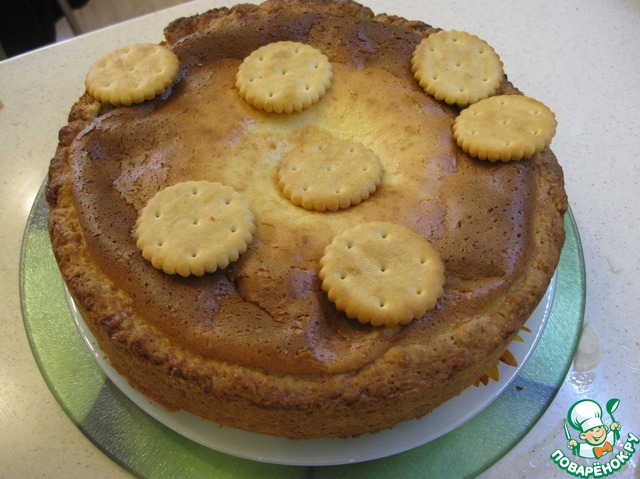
[236,41,333,113]
[277,139,383,211]
[86,43,180,106]
[411,30,504,107]
[134,181,255,277]
[452,94,557,162]
[319,222,446,327]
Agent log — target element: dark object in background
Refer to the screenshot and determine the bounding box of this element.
[0,0,89,57]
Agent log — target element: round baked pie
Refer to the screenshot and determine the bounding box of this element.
[46,0,567,439]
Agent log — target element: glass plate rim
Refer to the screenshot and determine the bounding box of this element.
[19,183,586,477]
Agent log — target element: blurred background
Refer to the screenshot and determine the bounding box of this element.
[0,0,192,60]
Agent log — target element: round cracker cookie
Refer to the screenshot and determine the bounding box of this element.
[319,222,446,327]
[236,41,333,113]
[86,43,180,106]
[277,139,383,211]
[452,94,557,162]
[411,30,504,107]
[134,181,255,277]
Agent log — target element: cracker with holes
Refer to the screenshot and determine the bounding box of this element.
[85,43,180,106]
[453,94,557,161]
[277,139,383,211]
[319,222,445,327]
[236,41,333,113]
[411,30,503,107]
[134,181,255,277]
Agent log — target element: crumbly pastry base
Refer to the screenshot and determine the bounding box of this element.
[47,0,567,439]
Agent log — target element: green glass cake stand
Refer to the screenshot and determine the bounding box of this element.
[20,183,585,478]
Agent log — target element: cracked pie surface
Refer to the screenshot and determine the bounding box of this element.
[47,0,567,439]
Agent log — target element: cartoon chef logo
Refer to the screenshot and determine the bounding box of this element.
[551,398,639,477]
[565,399,621,459]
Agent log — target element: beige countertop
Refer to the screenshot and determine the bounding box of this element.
[1,0,639,477]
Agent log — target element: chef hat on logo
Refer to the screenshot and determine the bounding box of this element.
[568,399,604,433]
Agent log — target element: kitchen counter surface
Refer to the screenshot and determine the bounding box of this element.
[1,0,638,477]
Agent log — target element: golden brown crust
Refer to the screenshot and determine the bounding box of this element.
[47,0,567,439]
[164,0,376,46]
